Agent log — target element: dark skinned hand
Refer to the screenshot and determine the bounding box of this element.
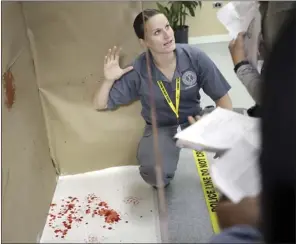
[216,195,260,230]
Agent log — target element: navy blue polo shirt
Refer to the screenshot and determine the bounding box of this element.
[107,44,231,126]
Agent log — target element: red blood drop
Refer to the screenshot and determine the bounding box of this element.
[68,204,75,209]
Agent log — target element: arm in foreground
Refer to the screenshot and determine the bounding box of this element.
[235,63,262,105]
[210,196,262,243]
[229,32,262,105]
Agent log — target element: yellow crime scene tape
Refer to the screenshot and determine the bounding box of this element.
[156,76,220,234]
[193,150,220,234]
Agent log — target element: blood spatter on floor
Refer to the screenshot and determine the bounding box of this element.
[48,196,81,238]
[98,208,121,223]
[123,196,141,205]
[84,195,121,224]
[47,194,122,239]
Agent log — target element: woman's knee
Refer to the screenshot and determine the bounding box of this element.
[137,144,180,187]
[139,165,175,187]
[136,126,181,186]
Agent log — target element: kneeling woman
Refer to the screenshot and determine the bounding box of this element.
[93,9,233,188]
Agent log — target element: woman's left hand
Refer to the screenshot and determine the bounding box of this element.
[188,115,201,125]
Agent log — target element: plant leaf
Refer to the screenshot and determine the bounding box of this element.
[156,3,167,15]
[187,5,196,17]
[160,1,202,27]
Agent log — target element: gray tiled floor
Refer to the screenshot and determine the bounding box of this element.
[165,149,216,243]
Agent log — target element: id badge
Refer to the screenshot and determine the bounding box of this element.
[177,125,182,133]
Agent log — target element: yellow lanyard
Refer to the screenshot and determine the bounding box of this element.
[157,77,181,119]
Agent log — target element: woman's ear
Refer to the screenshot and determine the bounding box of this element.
[139,38,147,49]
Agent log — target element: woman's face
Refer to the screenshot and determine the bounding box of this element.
[142,14,176,54]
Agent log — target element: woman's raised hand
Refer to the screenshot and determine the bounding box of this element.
[103,46,133,81]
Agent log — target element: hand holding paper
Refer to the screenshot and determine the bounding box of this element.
[175,107,261,203]
[216,1,259,39]
[228,32,247,66]
[176,107,261,152]
[217,1,262,68]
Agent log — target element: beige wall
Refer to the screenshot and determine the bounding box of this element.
[22,2,146,175]
[187,1,228,37]
[2,2,57,242]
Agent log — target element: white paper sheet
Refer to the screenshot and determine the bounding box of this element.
[175,107,262,203]
[175,107,261,152]
[210,137,261,203]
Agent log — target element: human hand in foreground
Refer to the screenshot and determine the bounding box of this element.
[188,115,202,125]
[216,196,260,230]
[104,46,133,82]
[228,32,248,66]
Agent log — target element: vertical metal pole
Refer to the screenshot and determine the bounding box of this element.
[139,1,169,242]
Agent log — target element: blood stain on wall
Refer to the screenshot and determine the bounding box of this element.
[3,70,16,110]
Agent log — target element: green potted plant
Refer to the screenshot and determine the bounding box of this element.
[157,1,202,43]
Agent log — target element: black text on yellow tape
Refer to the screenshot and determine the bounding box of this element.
[193,150,220,234]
